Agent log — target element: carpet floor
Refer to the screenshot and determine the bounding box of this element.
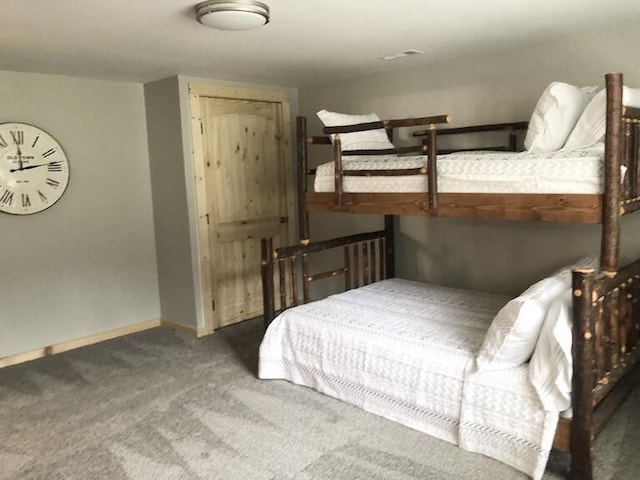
[0,318,638,480]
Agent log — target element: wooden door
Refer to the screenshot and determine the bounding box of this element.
[195,92,292,330]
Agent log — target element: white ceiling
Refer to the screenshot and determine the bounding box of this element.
[1,0,638,87]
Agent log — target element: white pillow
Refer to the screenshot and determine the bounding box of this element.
[476,255,598,373]
[524,82,598,153]
[529,288,573,411]
[476,272,570,371]
[564,86,640,150]
[316,110,395,151]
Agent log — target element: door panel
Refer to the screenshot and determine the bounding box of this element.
[200,97,290,328]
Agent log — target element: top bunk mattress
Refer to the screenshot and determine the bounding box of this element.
[313,146,607,194]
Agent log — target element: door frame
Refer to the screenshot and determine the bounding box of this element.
[188,84,294,333]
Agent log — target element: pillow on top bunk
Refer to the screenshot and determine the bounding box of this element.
[317,109,395,151]
[529,288,573,412]
[563,86,640,150]
[524,82,598,153]
[475,272,569,371]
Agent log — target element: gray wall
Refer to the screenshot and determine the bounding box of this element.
[299,29,640,295]
[144,77,199,329]
[0,70,159,358]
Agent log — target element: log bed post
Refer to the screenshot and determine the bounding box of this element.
[628,121,639,199]
[571,268,596,480]
[334,136,344,207]
[601,72,624,277]
[384,215,395,278]
[297,116,310,245]
[261,238,275,330]
[426,125,438,211]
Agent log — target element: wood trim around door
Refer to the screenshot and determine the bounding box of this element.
[188,83,294,333]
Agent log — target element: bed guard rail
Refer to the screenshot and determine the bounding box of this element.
[261,221,394,329]
[296,115,527,243]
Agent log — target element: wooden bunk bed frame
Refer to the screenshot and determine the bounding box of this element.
[298,73,640,277]
[260,73,640,480]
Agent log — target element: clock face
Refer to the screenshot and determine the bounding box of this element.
[0,122,70,215]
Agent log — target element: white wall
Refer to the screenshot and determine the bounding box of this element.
[0,70,160,357]
[299,29,640,295]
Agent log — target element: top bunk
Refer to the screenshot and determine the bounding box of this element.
[297,73,640,273]
[299,73,640,223]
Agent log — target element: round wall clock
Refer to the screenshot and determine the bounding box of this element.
[0,122,70,215]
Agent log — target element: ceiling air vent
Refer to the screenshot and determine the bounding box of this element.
[380,49,425,61]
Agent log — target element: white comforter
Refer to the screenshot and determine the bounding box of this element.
[314,146,606,194]
[259,279,559,479]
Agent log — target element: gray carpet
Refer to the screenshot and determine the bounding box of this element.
[0,318,638,480]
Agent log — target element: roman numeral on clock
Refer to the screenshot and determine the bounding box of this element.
[21,193,31,208]
[0,134,7,148]
[1,189,14,206]
[11,130,24,145]
[48,161,63,172]
[46,178,61,188]
[38,190,48,202]
[31,136,40,148]
[42,148,56,158]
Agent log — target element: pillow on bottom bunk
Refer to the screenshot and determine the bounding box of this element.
[475,272,568,371]
[529,288,573,411]
[476,255,598,372]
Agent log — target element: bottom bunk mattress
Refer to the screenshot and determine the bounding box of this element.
[259,278,559,480]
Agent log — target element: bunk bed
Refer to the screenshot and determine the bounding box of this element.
[258,73,640,480]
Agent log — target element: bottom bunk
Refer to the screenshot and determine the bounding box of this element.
[259,278,556,479]
[258,229,640,480]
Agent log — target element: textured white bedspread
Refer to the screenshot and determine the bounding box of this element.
[314,146,606,194]
[259,279,558,479]
[461,367,559,480]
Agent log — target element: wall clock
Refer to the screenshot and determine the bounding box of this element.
[0,122,70,215]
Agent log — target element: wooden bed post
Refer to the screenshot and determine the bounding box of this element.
[601,72,624,277]
[334,136,344,207]
[296,116,310,245]
[384,215,395,278]
[571,268,596,480]
[261,238,275,330]
[426,126,438,211]
[628,122,639,199]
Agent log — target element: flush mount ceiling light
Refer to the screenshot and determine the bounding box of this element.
[196,0,270,31]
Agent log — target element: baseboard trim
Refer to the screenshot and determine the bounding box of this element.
[0,318,161,369]
[160,319,209,338]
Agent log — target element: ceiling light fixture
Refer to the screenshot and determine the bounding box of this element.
[196,0,270,31]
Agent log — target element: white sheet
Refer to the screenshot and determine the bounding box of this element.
[259,279,558,479]
[313,146,606,194]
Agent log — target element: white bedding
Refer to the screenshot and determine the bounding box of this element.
[461,367,559,480]
[259,279,558,479]
[313,146,606,194]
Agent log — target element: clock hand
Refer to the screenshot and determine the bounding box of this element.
[16,145,23,170]
[9,161,59,173]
